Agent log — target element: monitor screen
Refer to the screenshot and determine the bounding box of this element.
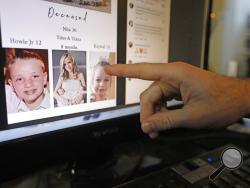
[0,0,211,182]
[0,0,171,144]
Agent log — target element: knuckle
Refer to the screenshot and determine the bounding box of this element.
[163,117,173,130]
[156,114,174,130]
[139,91,146,101]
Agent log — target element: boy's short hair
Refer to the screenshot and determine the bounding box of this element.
[14,50,45,71]
[5,50,46,81]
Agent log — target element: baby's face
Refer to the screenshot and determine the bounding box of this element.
[93,67,111,96]
[8,58,47,105]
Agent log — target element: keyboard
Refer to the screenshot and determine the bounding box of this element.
[113,145,250,188]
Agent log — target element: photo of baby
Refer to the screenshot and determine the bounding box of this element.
[4,49,50,113]
[53,50,87,107]
[89,52,116,102]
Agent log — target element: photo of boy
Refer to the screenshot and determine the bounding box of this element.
[89,52,116,102]
[5,49,50,113]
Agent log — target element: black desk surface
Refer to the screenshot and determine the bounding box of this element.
[1,126,250,188]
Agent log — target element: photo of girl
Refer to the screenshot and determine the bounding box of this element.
[53,51,87,107]
[4,49,50,113]
[89,52,116,102]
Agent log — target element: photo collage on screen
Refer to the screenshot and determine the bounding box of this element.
[4,49,116,113]
[0,0,117,125]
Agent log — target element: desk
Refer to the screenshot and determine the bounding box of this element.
[1,125,250,188]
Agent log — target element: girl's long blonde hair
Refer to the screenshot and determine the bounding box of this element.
[60,52,79,80]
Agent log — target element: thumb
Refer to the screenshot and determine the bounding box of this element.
[141,109,187,133]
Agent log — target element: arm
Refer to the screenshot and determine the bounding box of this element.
[105,62,250,138]
[71,73,86,104]
[79,72,86,90]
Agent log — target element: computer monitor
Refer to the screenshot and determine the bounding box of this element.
[0,0,210,181]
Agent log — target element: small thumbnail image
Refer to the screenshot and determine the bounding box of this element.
[52,50,87,107]
[43,0,111,13]
[88,51,116,102]
[4,48,50,114]
[128,20,133,27]
[129,2,134,9]
[128,41,133,48]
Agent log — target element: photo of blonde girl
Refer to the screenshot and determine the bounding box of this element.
[53,51,87,107]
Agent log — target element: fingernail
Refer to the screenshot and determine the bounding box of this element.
[149,132,158,139]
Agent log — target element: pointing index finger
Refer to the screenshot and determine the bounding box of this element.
[104,63,165,81]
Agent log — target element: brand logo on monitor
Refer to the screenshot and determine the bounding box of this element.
[92,127,119,138]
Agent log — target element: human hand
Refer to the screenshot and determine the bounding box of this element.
[105,62,250,138]
[61,97,70,106]
[58,88,65,96]
[90,93,97,102]
[71,94,83,105]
